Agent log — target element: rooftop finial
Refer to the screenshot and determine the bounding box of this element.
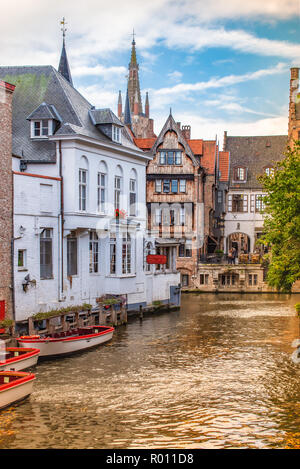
[61,17,67,39]
[132,28,135,45]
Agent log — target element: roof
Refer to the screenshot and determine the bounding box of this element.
[201,141,217,175]
[218,151,230,182]
[225,134,288,189]
[188,139,203,155]
[0,65,140,162]
[26,102,62,122]
[58,39,73,86]
[134,137,156,150]
[89,108,123,126]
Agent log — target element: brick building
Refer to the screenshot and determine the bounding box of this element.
[0,80,15,321]
[134,112,229,288]
[288,67,300,148]
[117,37,156,139]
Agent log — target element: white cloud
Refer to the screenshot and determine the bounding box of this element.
[167,71,183,83]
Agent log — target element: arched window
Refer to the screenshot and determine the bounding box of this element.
[129,169,137,216]
[114,165,123,211]
[98,161,107,213]
[79,156,88,211]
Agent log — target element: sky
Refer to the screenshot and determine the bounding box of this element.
[1,0,300,146]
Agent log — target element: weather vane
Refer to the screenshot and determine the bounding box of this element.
[60,17,67,38]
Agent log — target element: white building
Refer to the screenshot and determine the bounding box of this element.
[1,64,180,323]
[223,134,287,257]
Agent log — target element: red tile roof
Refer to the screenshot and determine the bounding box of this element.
[134,138,156,150]
[187,139,203,155]
[201,141,217,175]
[218,151,230,181]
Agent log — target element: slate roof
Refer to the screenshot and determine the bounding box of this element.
[89,108,123,126]
[0,65,140,162]
[26,102,62,122]
[225,134,288,189]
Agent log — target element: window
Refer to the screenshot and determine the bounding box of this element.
[40,228,53,279]
[228,194,248,213]
[167,151,174,165]
[114,176,122,210]
[18,249,27,269]
[178,243,192,257]
[163,179,170,193]
[180,206,185,225]
[171,179,178,193]
[112,126,121,143]
[265,167,274,176]
[159,151,166,165]
[155,179,162,193]
[145,242,152,272]
[33,120,49,137]
[175,151,182,165]
[179,179,186,193]
[79,169,87,211]
[200,274,209,285]
[217,191,223,204]
[97,172,106,213]
[255,194,265,212]
[155,208,162,225]
[67,237,77,276]
[159,150,182,165]
[181,274,189,287]
[248,274,258,286]
[234,167,247,182]
[89,231,99,273]
[129,179,137,216]
[110,234,116,274]
[122,233,131,274]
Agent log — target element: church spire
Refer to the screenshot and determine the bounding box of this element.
[58,17,73,86]
[127,32,142,115]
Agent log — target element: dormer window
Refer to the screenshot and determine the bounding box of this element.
[112,125,121,143]
[27,102,61,139]
[159,150,182,165]
[233,166,247,182]
[33,120,51,137]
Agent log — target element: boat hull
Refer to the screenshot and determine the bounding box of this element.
[0,348,40,372]
[17,327,114,357]
[0,372,35,410]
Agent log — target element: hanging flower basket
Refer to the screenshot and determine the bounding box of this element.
[115,209,127,219]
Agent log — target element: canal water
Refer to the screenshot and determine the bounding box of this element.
[1,293,300,449]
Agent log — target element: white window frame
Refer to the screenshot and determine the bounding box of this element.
[89,231,99,274]
[129,178,137,216]
[114,176,122,211]
[97,172,106,213]
[112,125,121,143]
[31,119,52,138]
[79,169,88,212]
[18,249,27,270]
[179,179,186,193]
[122,233,131,274]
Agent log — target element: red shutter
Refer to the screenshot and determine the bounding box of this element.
[146,255,167,265]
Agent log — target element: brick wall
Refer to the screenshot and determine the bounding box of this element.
[0,81,15,320]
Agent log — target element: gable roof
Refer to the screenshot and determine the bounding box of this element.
[218,151,230,182]
[225,134,287,189]
[26,102,62,122]
[0,65,141,162]
[152,113,199,166]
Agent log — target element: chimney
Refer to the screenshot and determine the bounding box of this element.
[223,131,227,151]
[145,91,149,118]
[181,125,191,141]
[118,90,122,118]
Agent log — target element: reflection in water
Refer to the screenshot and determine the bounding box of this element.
[0,293,299,449]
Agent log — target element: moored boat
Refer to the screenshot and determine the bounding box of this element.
[0,371,36,410]
[0,347,40,372]
[16,325,114,357]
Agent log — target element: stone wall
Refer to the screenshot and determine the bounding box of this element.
[0,81,15,320]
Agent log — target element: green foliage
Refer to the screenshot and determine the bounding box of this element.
[258,141,300,292]
[31,303,92,321]
[295,303,300,315]
[0,319,14,329]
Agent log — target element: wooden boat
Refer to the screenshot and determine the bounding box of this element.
[0,371,36,410]
[17,325,114,357]
[0,347,40,372]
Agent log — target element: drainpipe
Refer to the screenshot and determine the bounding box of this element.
[59,141,64,300]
